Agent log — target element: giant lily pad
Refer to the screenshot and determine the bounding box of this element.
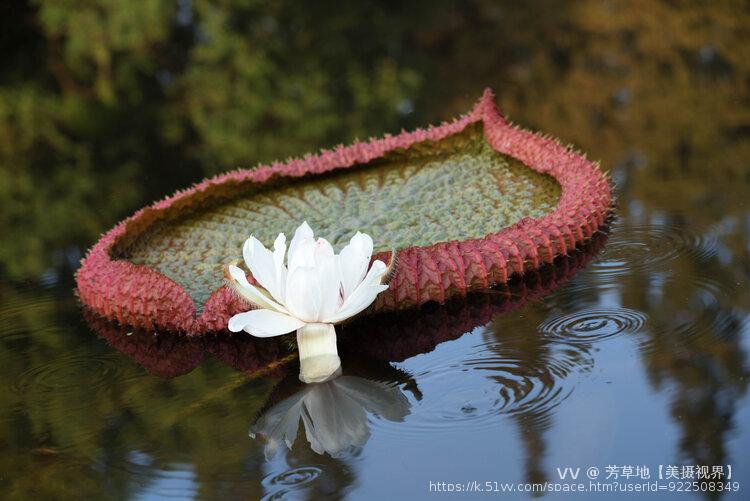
[76,89,611,334]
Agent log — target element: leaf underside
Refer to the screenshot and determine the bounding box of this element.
[123,124,561,312]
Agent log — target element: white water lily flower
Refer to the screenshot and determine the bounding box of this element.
[226,221,390,382]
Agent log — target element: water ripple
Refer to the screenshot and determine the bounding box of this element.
[266,466,321,486]
[261,467,321,500]
[391,331,595,436]
[11,353,124,396]
[539,308,647,344]
[470,341,594,417]
[591,222,718,277]
[0,295,59,341]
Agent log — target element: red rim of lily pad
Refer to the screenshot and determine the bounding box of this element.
[76,89,612,334]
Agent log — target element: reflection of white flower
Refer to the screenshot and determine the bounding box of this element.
[250,376,410,458]
[226,222,390,382]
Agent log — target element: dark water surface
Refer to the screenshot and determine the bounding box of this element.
[2,2,749,500]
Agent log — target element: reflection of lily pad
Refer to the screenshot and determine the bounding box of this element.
[76,89,611,334]
[85,309,292,378]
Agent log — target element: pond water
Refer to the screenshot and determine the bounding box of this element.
[1,3,749,500]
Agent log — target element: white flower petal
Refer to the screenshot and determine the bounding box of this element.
[338,231,373,300]
[228,309,305,336]
[316,255,342,321]
[323,260,389,323]
[314,237,334,263]
[288,237,315,276]
[285,266,322,322]
[227,265,289,314]
[243,236,285,303]
[288,221,314,266]
[273,233,288,301]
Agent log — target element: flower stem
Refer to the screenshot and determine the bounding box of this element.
[296,323,341,383]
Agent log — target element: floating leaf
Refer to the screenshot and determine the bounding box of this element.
[76,89,612,334]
